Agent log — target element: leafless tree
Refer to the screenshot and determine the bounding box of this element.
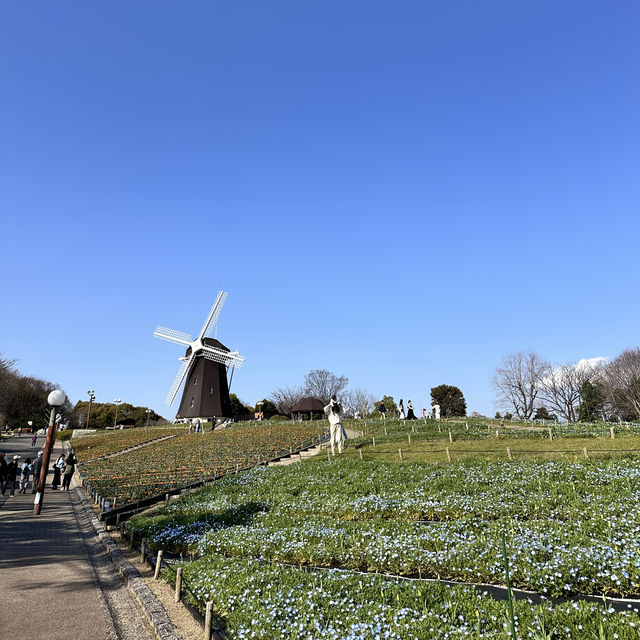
[492,351,548,420]
[539,359,603,422]
[344,387,377,417]
[269,385,306,416]
[600,348,640,420]
[303,369,349,405]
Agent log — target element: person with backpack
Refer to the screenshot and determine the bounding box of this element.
[19,457,32,494]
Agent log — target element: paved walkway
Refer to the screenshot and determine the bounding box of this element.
[0,435,152,640]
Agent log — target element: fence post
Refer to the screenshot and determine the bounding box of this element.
[129,528,135,550]
[140,538,146,564]
[610,427,615,440]
[408,433,411,444]
[204,601,213,640]
[174,567,183,603]
[449,430,453,443]
[372,437,376,447]
[154,550,163,579]
[583,447,589,459]
[507,447,512,460]
[359,449,363,460]
[548,428,553,441]
[446,447,452,462]
[398,448,403,461]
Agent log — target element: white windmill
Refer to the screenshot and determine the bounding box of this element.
[153,291,245,419]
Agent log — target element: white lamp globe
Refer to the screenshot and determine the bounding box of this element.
[48,390,66,407]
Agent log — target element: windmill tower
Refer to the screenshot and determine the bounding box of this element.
[153,292,245,420]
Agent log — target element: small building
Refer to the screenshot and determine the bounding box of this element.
[290,397,325,421]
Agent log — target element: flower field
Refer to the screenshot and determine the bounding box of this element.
[73,426,186,461]
[77,422,325,506]
[163,553,640,639]
[129,455,640,637]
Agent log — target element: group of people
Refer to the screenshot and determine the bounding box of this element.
[377,399,418,420]
[0,451,76,496]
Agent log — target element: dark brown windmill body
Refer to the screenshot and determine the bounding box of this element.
[153,292,245,421]
[175,338,232,419]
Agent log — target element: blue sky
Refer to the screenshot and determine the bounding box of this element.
[1,1,639,419]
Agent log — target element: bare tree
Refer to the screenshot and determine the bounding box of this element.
[600,348,640,420]
[303,369,349,405]
[269,385,306,416]
[493,351,548,420]
[539,359,603,422]
[344,387,377,417]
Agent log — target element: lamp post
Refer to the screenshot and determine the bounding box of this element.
[86,390,95,428]
[145,408,152,429]
[114,399,122,428]
[34,389,66,515]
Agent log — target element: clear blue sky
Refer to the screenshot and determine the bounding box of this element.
[1,1,639,419]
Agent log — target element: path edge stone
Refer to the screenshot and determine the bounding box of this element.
[75,487,184,640]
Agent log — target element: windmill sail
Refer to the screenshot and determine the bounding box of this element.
[165,355,195,405]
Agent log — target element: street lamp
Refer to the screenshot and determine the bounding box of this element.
[34,389,66,515]
[86,390,95,428]
[114,399,122,428]
[145,408,152,428]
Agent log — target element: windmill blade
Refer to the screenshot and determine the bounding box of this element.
[165,354,195,405]
[154,326,193,346]
[202,346,245,368]
[198,291,228,339]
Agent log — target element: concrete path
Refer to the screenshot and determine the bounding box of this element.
[0,435,153,640]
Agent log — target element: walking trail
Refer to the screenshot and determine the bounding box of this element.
[0,435,155,640]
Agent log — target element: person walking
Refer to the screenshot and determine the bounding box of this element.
[324,395,345,455]
[406,400,416,420]
[378,402,386,420]
[6,456,20,496]
[31,433,38,446]
[398,399,405,420]
[52,454,65,490]
[61,453,76,490]
[0,452,7,495]
[19,457,32,494]
[31,450,44,494]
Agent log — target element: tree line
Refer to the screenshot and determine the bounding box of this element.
[262,369,467,419]
[493,348,640,422]
[0,355,167,429]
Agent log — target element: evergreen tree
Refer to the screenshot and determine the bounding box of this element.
[430,385,467,417]
[578,380,605,422]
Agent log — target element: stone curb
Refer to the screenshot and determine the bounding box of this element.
[75,487,184,640]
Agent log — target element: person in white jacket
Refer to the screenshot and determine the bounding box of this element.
[324,395,345,455]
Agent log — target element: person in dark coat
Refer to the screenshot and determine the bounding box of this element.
[0,452,7,495]
[31,451,43,493]
[6,455,20,497]
[406,400,417,420]
[52,454,65,489]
